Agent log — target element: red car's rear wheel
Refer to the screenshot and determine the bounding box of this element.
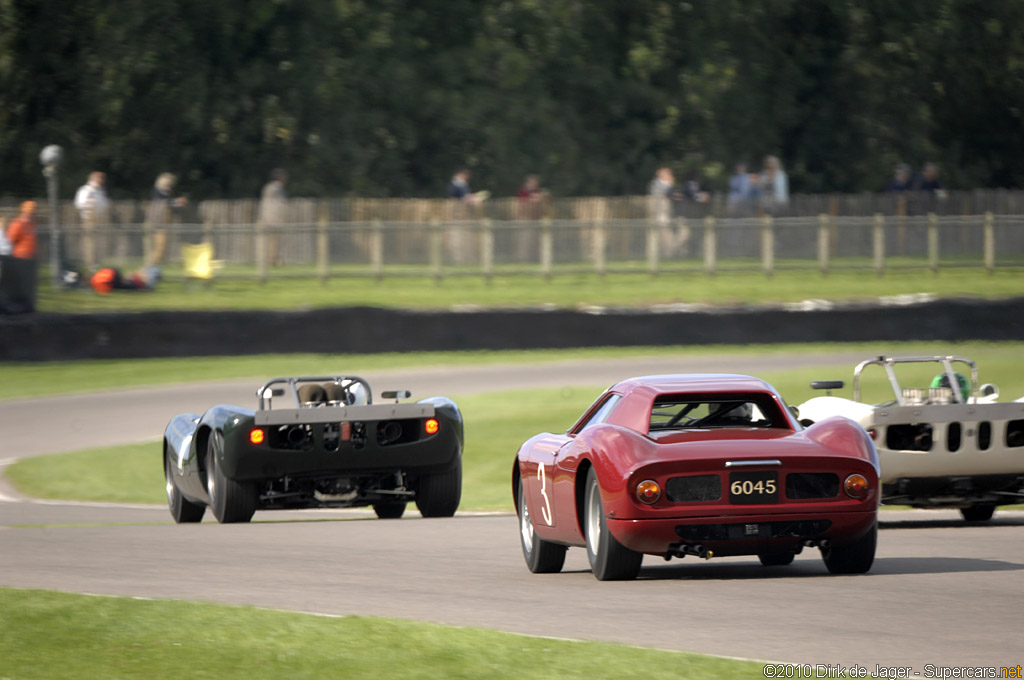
[584,468,642,581]
[821,521,876,574]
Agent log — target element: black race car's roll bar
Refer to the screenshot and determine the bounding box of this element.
[256,376,373,410]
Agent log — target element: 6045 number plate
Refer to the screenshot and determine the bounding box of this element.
[728,470,778,505]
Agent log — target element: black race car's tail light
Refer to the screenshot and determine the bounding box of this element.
[635,479,662,504]
[249,428,265,445]
[844,473,869,499]
[425,418,440,435]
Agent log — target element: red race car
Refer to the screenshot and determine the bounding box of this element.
[513,374,880,580]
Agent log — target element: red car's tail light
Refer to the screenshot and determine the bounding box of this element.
[249,428,265,445]
[844,473,869,498]
[636,480,662,504]
[424,418,440,435]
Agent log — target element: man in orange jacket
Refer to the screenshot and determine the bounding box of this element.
[7,201,37,259]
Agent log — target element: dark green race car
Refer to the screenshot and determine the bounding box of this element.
[163,376,464,523]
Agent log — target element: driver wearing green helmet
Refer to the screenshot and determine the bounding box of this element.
[930,371,970,403]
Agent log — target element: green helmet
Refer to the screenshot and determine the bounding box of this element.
[930,372,969,402]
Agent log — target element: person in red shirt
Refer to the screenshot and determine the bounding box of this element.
[6,201,37,259]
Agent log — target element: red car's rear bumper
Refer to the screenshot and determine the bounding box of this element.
[607,510,877,557]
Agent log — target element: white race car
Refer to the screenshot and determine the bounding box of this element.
[797,356,1024,521]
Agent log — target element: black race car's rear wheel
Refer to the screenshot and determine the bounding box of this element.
[165,453,205,523]
[821,522,876,574]
[517,473,566,573]
[758,551,796,567]
[414,457,462,518]
[584,468,642,581]
[205,430,257,524]
[372,501,407,519]
[960,504,995,522]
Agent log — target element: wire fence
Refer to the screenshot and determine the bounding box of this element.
[4,190,1024,279]
[19,211,1024,282]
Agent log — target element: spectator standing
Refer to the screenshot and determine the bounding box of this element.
[74,171,110,222]
[886,163,913,192]
[913,163,945,196]
[146,173,187,266]
[74,171,110,269]
[515,174,546,259]
[759,155,789,214]
[447,169,475,202]
[0,217,10,256]
[683,174,710,205]
[727,162,752,213]
[516,174,545,218]
[259,168,288,266]
[648,167,685,254]
[6,201,38,259]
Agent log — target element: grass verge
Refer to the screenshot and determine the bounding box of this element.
[34,266,1024,313]
[10,343,1024,509]
[3,340,1020,401]
[0,587,768,680]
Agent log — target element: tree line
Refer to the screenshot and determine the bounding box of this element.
[2,0,1023,201]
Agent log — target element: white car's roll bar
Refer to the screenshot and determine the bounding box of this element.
[852,356,978,405]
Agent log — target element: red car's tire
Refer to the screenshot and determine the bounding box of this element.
[584,468,642,581]
[517,474,566,573]
[165,453,205,523]
[758,551,796,567]
[205,430,257,524]
[821,522,876,574]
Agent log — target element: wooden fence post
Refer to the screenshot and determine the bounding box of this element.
[817,213,830,275]
[646,219,659,276]
[430,218,444,283]
[983,211,995,274]
[593,216,606,277]
[256,220,268,285]
[481,218,494,283]
[703,216,717,276]
[873,213,885,276]
[370,219,384,281]
[760,215,774,277]
[317,202,329,286]
[927,212,939,272]
[540,218,553,281]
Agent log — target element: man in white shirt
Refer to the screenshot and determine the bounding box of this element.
[74,171,110,268]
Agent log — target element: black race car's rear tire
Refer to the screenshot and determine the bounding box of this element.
[822,522,876,575]
[165,453,205,523]
[415,458,462,518]
[960,504,995,522]
[372,501,407,519]
[584,468,642,581]
[517,474,566,573]
[758,551,796,567]
[206,430,257,524]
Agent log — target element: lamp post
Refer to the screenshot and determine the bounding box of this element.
[39,144,64,287]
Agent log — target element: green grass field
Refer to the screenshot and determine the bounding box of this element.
[5,342,1023,676]
[2,341,1017,401]
[0,588,768,680]
[35,266,1024,313]
[10,341,1024,509]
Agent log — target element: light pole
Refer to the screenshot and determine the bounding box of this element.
[39,144,64,287]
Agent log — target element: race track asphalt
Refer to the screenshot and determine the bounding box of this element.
[2,350,1022,671]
